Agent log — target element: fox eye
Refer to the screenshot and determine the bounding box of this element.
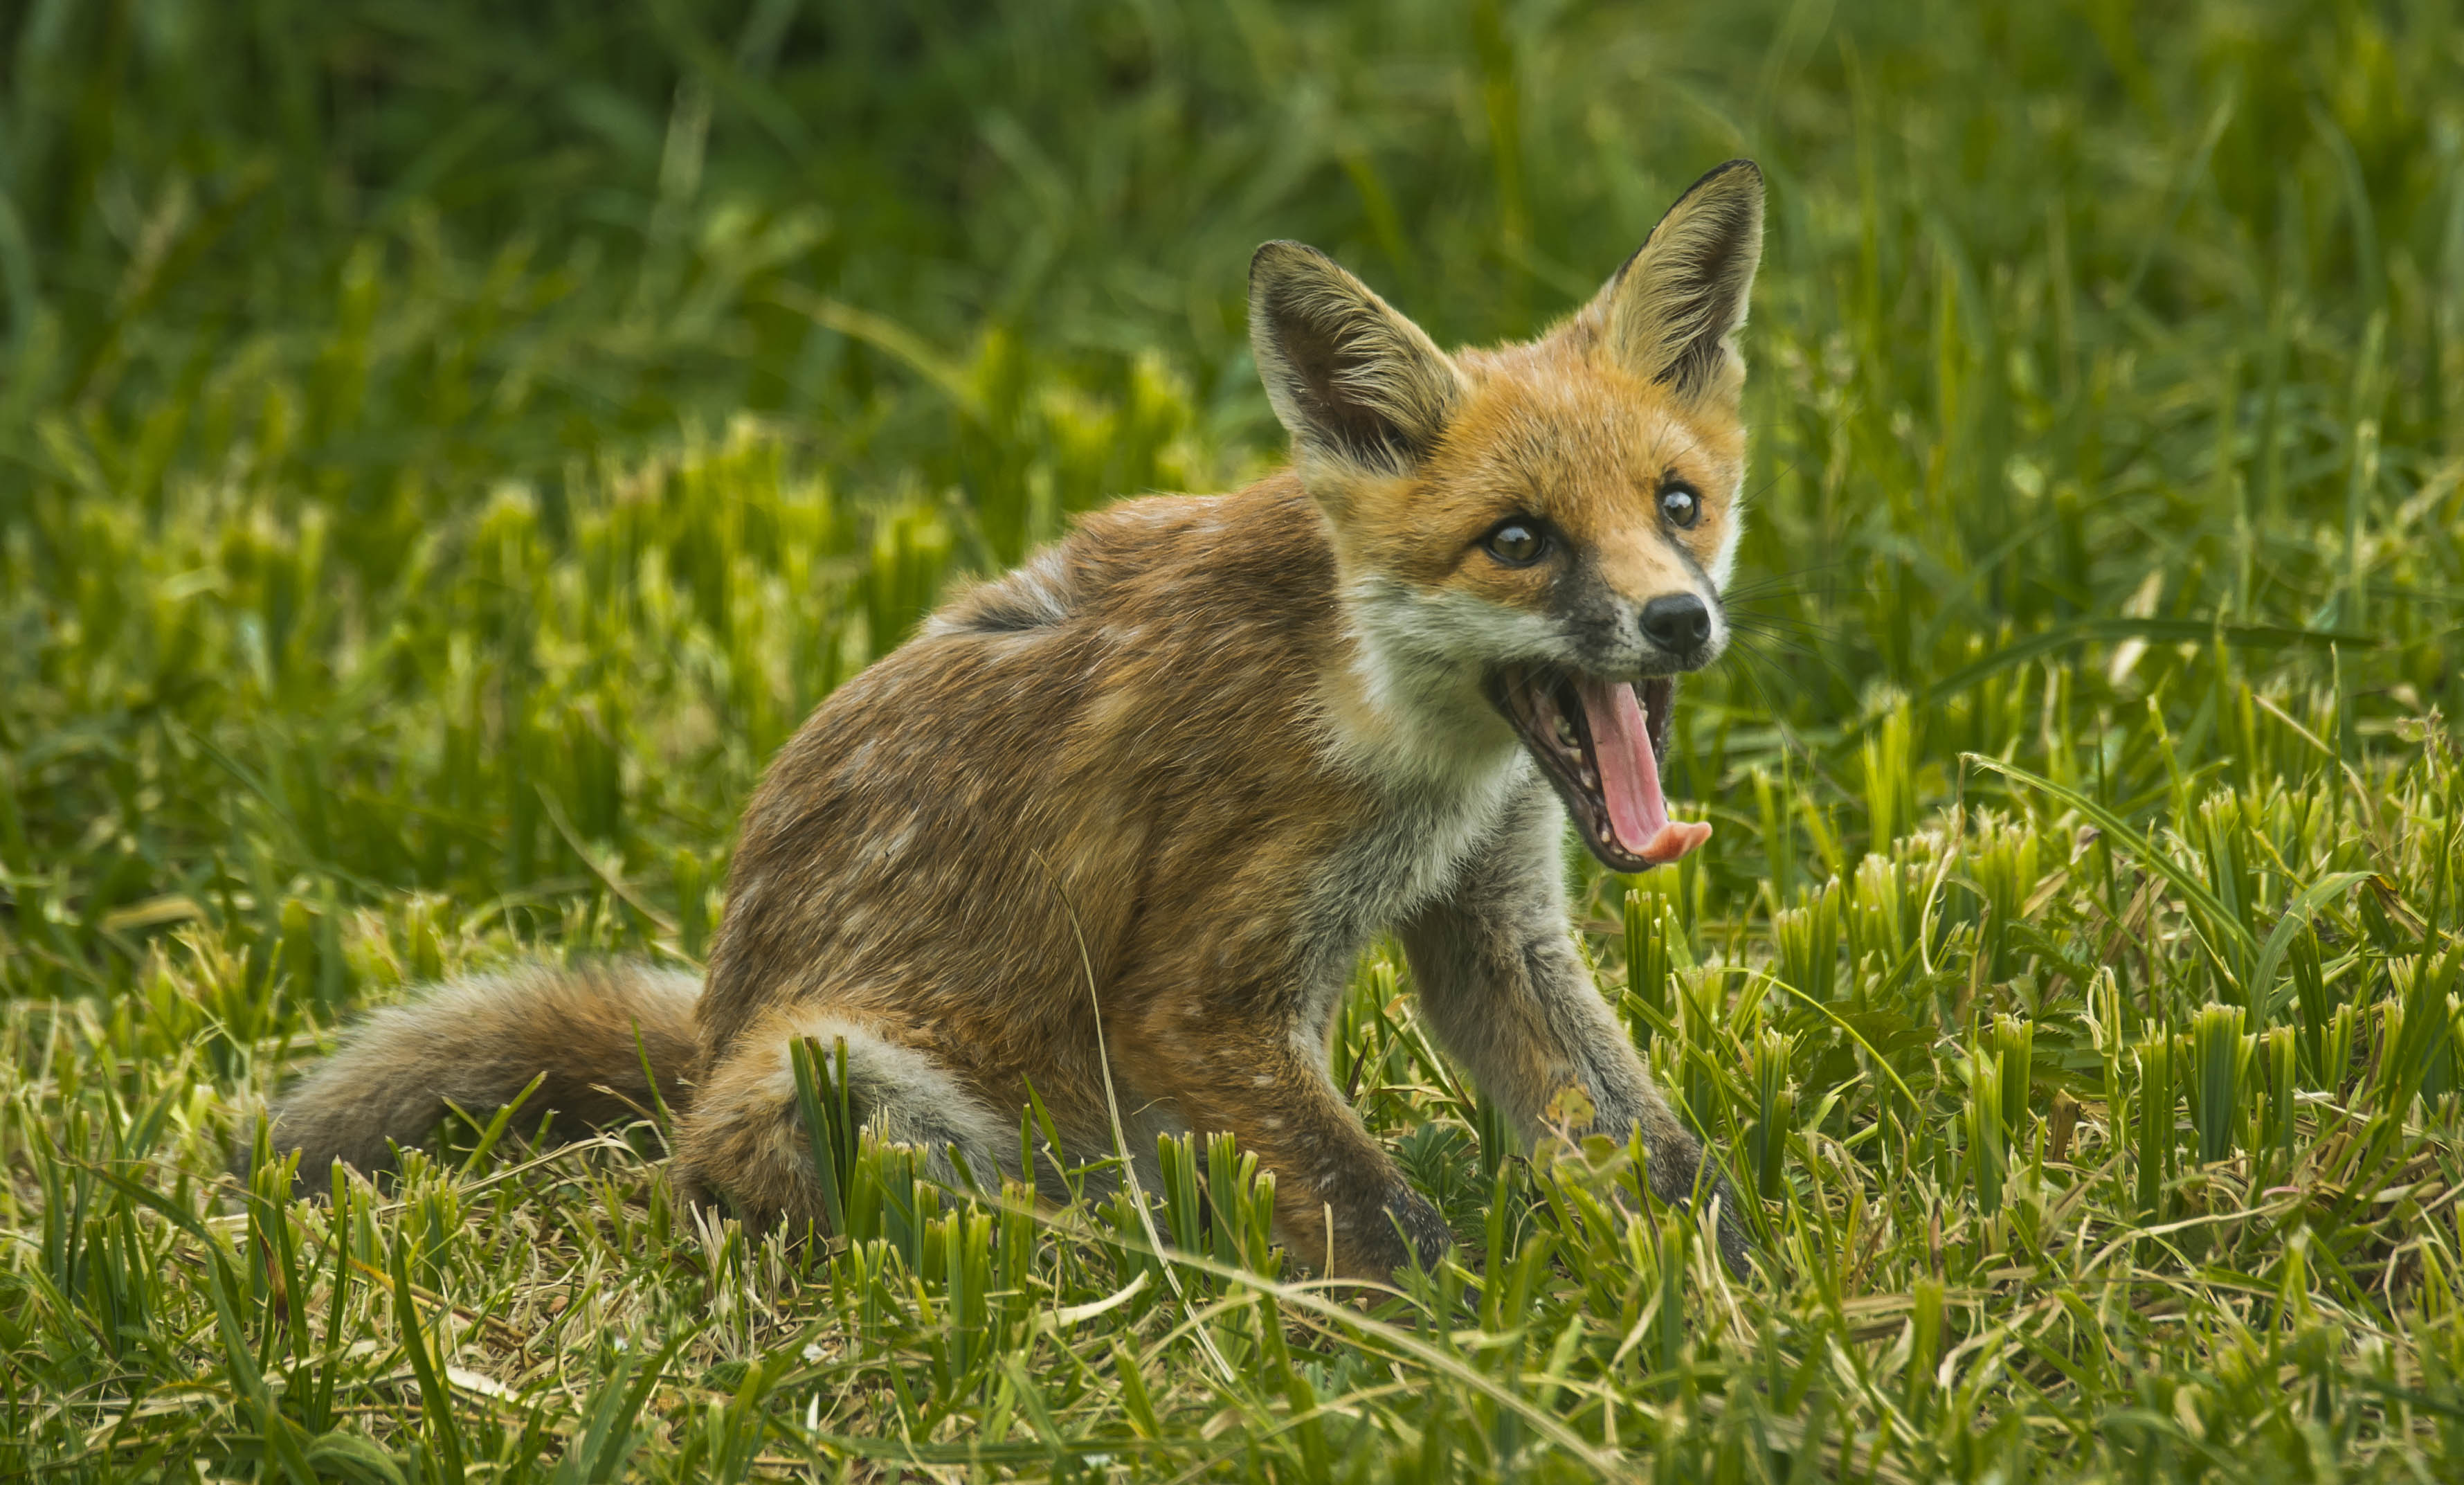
[1660,483,1703,529]
[1483,519,1548,566]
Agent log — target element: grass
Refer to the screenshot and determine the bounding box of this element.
[5,0,2464,1477]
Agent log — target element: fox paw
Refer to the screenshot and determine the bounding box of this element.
[1643,1152,1754,1279]
[1382,1185,1452,1275]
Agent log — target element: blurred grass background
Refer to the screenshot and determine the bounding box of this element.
[5,1,2464,1479]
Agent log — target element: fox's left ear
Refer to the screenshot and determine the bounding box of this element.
[1249,242,1464,487]
[1582,159,1764,404]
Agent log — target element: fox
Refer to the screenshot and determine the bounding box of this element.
[264,160,1766,1279]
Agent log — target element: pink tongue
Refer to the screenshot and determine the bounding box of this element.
[1574,678,1712,866]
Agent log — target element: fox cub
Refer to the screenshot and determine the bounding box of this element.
[268,161,1766,1277]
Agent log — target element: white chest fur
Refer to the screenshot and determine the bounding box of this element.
[1290,748,1534,1052]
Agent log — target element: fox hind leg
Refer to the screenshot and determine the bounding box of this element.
[671,1009,1010,1232]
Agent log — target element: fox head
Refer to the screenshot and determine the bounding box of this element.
[1249,161,1764,872]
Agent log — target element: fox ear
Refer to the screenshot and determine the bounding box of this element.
[1586,160,1764,403]
[1249,242,1463,480]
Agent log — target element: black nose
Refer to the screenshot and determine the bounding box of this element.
[1639,593,1712,652]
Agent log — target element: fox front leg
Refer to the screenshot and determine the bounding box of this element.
[1399,775,1751,1274]
[1124,1009,1449,1279]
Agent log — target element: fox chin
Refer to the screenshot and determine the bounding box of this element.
[260,161,1769,1281]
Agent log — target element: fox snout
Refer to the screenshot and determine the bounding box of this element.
[1564,577,1726,683]
[1635,590,1723,672]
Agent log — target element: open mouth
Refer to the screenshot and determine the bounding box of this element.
[1487,667,1713,872]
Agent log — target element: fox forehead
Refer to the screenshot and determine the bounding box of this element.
[1340,342,1746,595]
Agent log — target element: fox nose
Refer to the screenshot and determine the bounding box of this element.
[1639,593,1712,654]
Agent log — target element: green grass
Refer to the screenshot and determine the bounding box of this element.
[6,0,2464,1478]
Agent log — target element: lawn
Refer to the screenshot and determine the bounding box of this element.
[5,1,2464,1478]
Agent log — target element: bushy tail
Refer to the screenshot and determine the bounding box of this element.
[262,961,701,1189]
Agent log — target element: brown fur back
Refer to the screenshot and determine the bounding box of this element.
[699,479,1361,1154]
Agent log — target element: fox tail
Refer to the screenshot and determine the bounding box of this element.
[260,960,700,1191]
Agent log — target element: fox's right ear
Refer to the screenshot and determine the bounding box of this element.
[1249,242,1463,485]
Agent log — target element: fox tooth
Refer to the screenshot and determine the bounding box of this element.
[1555,715,1579,748]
